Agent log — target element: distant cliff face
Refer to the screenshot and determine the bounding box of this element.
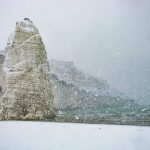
[0,19,55,120]
[50,59,133,110]
[0,53,5,97]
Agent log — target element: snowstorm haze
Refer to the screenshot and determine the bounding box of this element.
[0,0,150,103]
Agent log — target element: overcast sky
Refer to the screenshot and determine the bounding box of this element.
[0,0,150,103]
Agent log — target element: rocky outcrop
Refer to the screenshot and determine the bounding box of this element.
[0,19,55,120]
[0,52,5,97]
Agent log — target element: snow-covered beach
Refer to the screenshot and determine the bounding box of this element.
[0,121,149,150]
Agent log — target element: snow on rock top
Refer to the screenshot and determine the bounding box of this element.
[16,18,39,33]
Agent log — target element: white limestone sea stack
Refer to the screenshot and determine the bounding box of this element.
[0,18,55,120]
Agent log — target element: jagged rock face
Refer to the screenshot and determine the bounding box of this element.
[0,19,55,120]
[0,53,5,97]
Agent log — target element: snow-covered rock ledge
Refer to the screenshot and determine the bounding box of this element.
[0,121,150,150]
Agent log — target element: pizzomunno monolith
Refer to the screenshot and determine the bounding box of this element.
[0,18,55,120]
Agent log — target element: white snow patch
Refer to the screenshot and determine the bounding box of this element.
[0,121,150,150]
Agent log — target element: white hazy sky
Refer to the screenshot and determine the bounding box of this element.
[0,0,150,102]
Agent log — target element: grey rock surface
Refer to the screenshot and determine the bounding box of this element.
[0,53,5,97]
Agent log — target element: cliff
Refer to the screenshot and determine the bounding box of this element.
[0,52,5,97]
[0,19,55,120]
[50,59,133,110]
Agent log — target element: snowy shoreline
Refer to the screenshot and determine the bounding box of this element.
[0,120,150,127]
[0,121,150,150]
